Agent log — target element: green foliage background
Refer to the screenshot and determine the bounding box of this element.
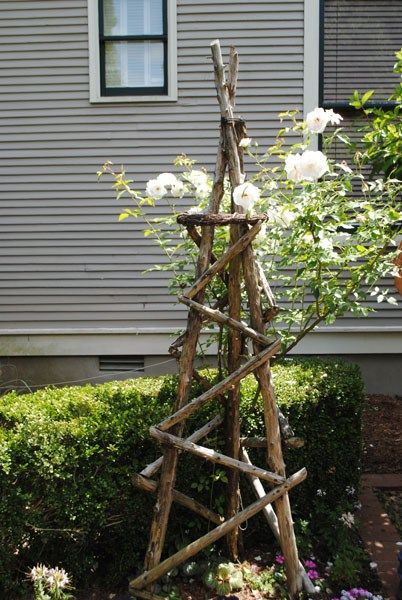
[0,358,364,596]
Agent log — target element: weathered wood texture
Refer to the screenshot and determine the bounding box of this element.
[142,115,227,582]
[185,221,263,300]
[140,414,223,478]
[129,468,307,592]
[149,427,285,486]
[241,449,315,594]
[177,213,267,226]
[133,39,305,599]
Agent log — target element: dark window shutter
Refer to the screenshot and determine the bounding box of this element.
[323,0,402,105]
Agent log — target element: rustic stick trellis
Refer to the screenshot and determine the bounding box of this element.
[130,40,315,599]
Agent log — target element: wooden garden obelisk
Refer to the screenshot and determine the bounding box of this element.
[129,40,315,599]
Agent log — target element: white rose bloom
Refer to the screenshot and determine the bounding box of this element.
[267,208,296,228]
[306,107,343,133]
[157,172,178,187]
[195,182,210,198]
[285,153,303,183]
[239,137,252,148]
[171,180,185,198]
[146,178,167,200]
[187,169,208,187]
[300,150,329,181]
[188,206,201,214]
[306,107,329,134]
[233,182,260,211]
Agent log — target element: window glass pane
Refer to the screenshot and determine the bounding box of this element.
[105,41,164,88]
[323,0,402,102]
[103,0,163,36]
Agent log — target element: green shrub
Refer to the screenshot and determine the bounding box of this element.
[0,358,364,596]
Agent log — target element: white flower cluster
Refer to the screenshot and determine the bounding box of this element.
[306,107,343,134]
[146,172,185,200]
[30,565,70,590]
[232,181,261,211]
[285,150,329,183]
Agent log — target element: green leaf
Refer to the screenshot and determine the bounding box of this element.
[118,212,130,221]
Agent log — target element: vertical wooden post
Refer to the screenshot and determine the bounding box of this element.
[224,45,243,561]
[241,248,303,596]
[142,135,227,582]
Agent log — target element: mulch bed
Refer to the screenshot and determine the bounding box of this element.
[362,394,402,474]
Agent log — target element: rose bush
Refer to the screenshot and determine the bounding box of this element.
[99,100,401,356]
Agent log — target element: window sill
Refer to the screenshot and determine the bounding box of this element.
[89,91,178,103]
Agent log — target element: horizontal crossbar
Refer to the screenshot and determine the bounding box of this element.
[140,414,224,478]
[150,427,285,486]
[177,213,268,226]
[156,340,280,432]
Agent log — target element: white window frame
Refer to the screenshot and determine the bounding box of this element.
[87,0,178,103]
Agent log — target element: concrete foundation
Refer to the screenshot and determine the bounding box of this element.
[0,354,400,396]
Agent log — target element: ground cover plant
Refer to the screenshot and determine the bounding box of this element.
[0,358,366,598]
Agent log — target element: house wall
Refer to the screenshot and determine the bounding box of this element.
[0,0,400,393]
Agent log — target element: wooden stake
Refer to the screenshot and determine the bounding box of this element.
[241,243,303,596]
[241,449,316,595]
[150,427,285,486]
[142,131,227,580]
[129,468,307,592]
[133,474,223,525]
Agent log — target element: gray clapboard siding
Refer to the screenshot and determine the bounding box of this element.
[0,0,305,332]
[0,0,398,335]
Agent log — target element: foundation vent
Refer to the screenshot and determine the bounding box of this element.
[99,355,145,373]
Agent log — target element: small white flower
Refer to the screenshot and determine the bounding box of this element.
[187,206,201,214]
[306,107,343,133]
[157,172,178,187]
[316,488,326,497]
[233,182,260,211]
[345,485,356,495]
[369,561,378,570]
[47,567,70,589]
[171,180,185,198]
[318,237,333,252]
[300,150,329,181]
[340,512,355,528]
[314,586,321,593]
[267,208,297,228]
[146,178,167,200]
[254,555,262,562]
[285,153,304,182]
[326,108,343,126]
[30,565,50,582]
[239,137,252,148]
[302,232,314,244]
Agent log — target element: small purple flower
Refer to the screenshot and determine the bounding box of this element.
[307,569,320,580]
[305,559,317,568]
[275,554,285,565]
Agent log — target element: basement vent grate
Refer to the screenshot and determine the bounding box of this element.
[99,356,145,373]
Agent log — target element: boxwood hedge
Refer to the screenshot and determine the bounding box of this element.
[0,358,364,596]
